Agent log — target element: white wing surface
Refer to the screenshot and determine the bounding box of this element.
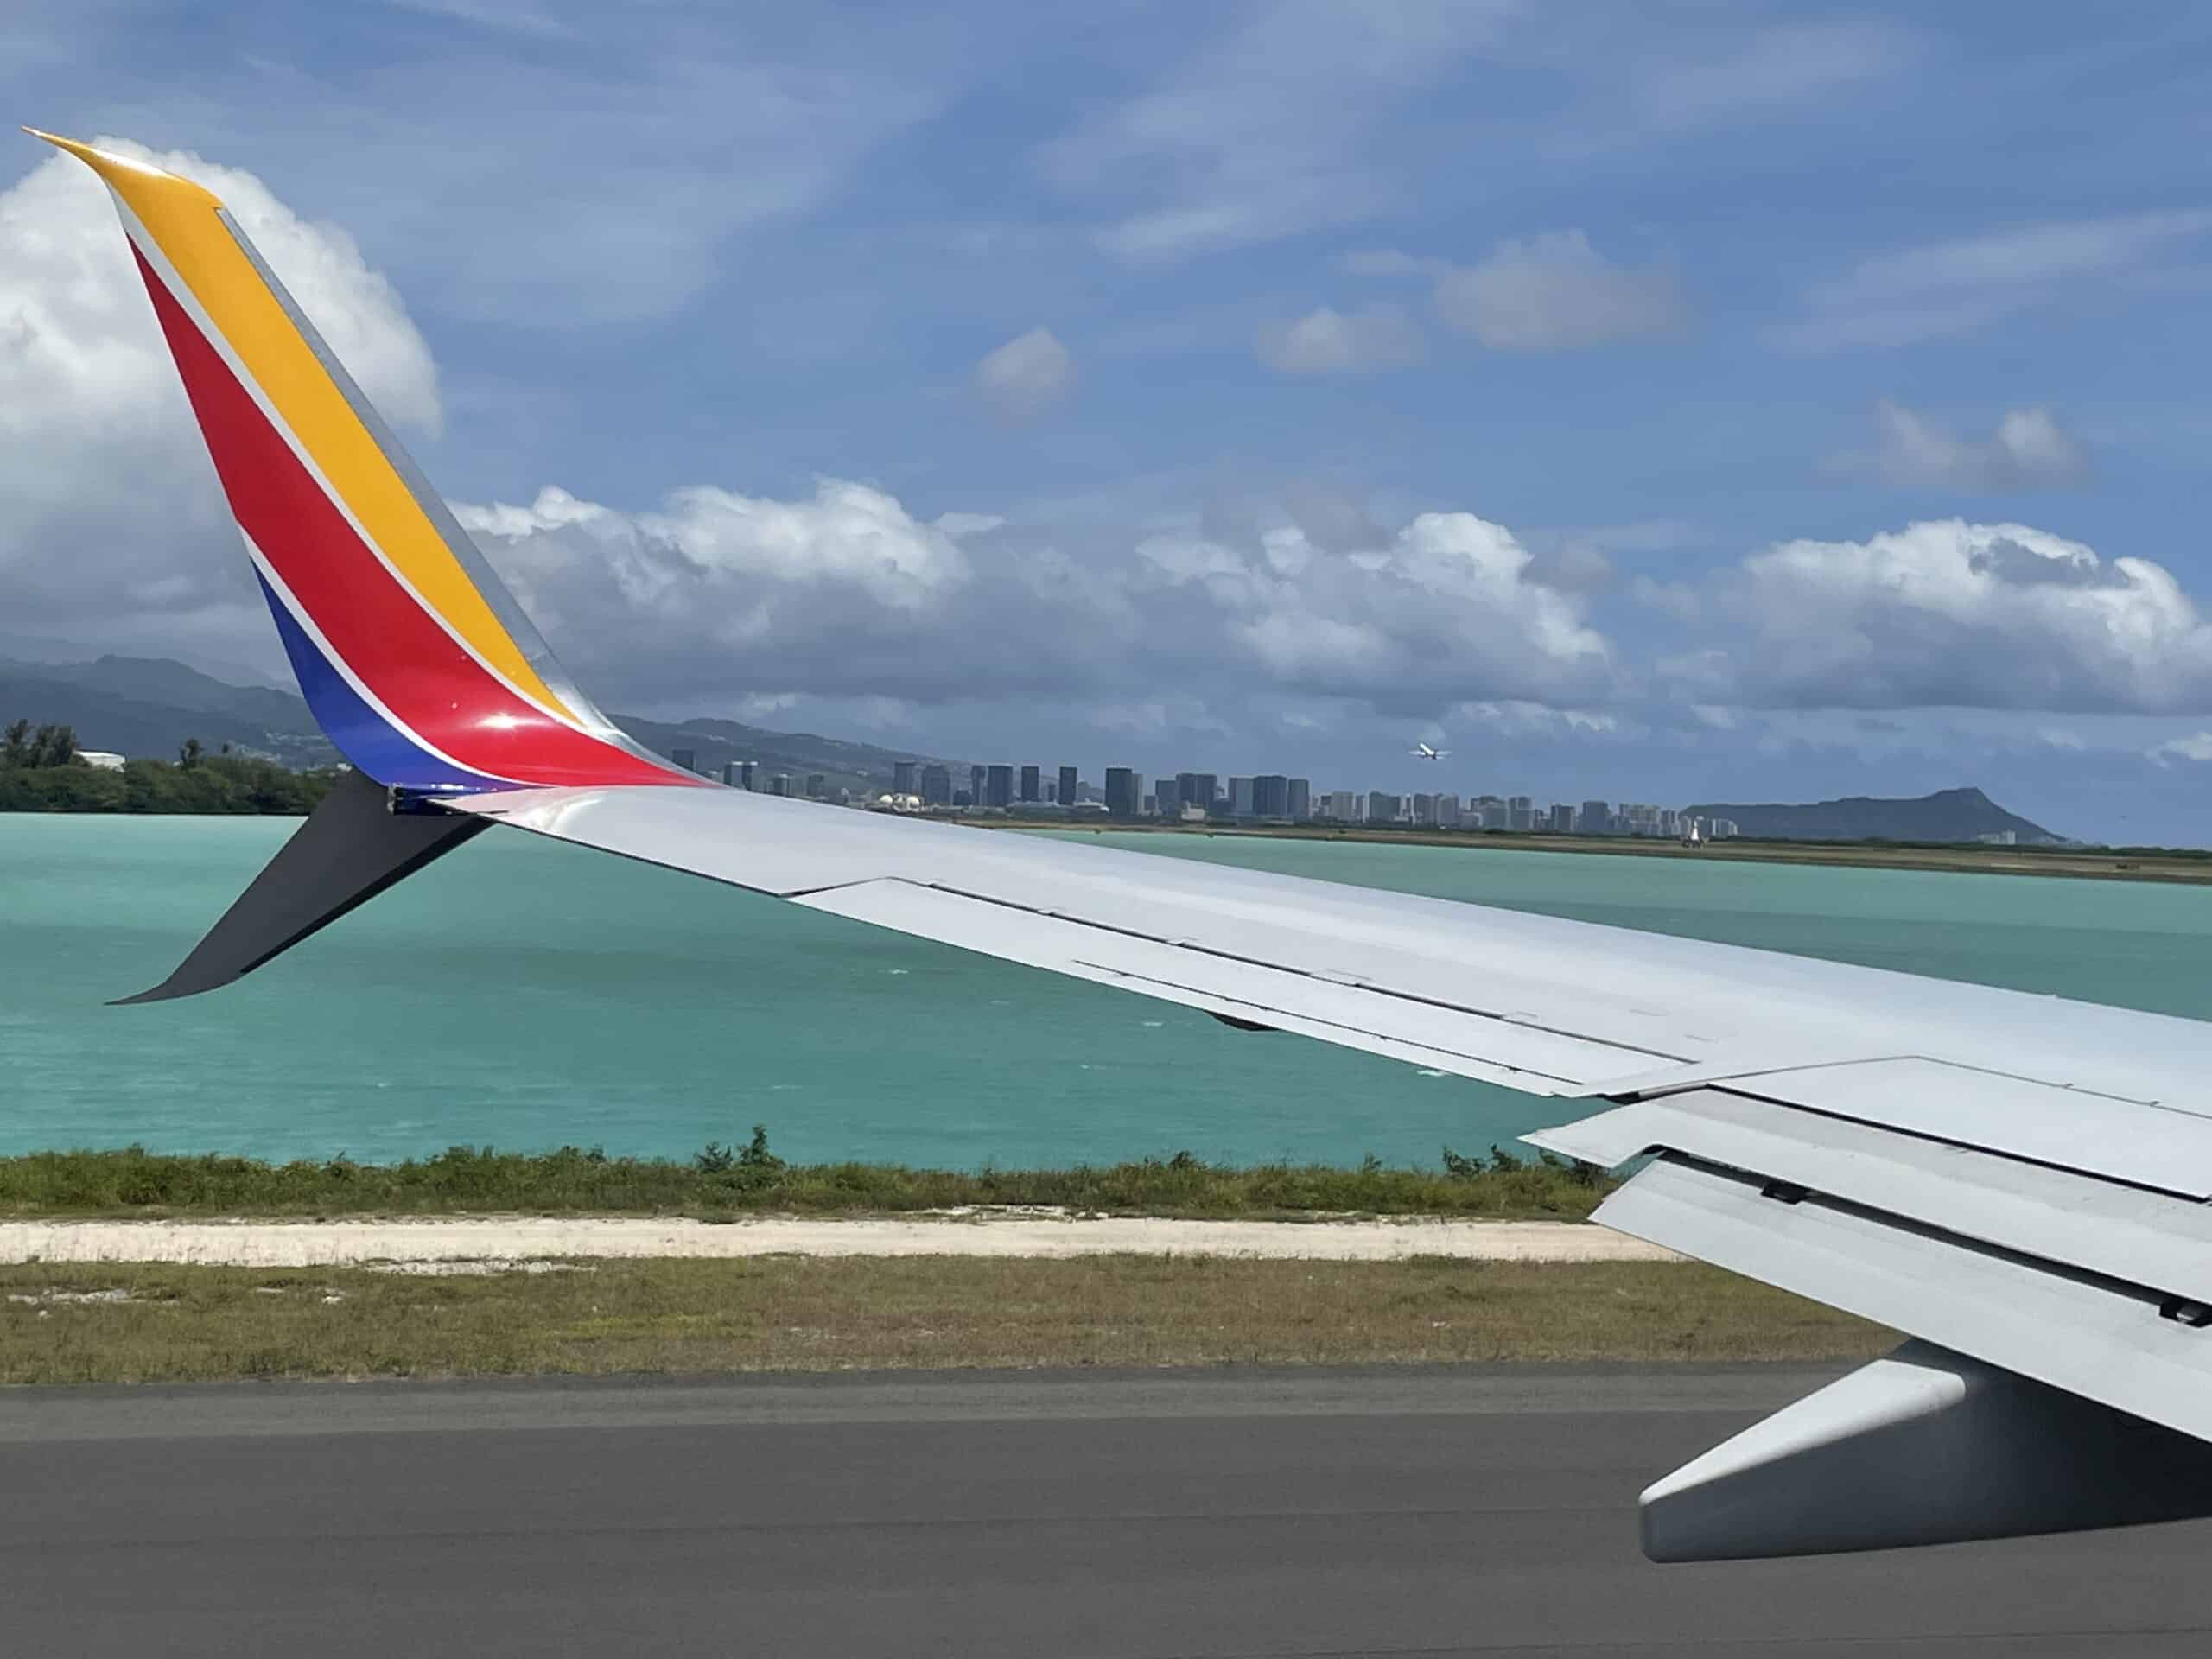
[454,782,2212,1560]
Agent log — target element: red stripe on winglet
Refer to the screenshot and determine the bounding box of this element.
[131,245,689,790]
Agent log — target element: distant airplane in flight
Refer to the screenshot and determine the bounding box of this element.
[49,126,2212,1567]
[1408,742,1449,760]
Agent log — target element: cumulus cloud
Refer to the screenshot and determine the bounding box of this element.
[0,139,442,665]
[972,326,1074,422]
[1846,400,2089,491]
[1710,518,2212,714]
[1255,304,1422,373]
[1135,511,1614,712]
[454,479,1616,719]
[1433,231,1682,352]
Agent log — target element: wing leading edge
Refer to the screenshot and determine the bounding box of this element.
[54,129,2212,1561]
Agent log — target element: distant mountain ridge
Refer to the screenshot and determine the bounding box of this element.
[0,655,338,769]
[1684,787,2060,844]
[0,653,965,791]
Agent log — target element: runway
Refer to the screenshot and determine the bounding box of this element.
[3,1365,2209,1656]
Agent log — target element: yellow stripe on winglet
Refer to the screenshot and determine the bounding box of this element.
[25,130,577,724]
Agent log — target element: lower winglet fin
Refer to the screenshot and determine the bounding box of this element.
[112,770,487,1005]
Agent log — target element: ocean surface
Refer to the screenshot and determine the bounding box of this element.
[10,817,2212,1168]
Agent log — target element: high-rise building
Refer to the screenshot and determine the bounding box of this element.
[1548,803,1574,834]
[1710,817,1739,840]
[1229,776,1255,817]
[1287,779,1311,821]
[768,772,792,797]
[1317,791,1354,822]
[1019,765,1040,803]
[720,760,744,787]
[969,765,987,807]
[1104,767,1141,817]
[893,760,918,795]
[805,773,825,799]
[1058,766,1078,808]
[1251,774,1288,817]
[1433,793,1460,829]
[1507,795,1534,832]
[919,764,951,806]
[986,765,1014,808]
[1580,800,1612,836]
[671,747,696,773]
[1366,791,1402,824]
[1175,772,1217,814]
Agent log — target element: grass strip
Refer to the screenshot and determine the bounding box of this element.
[0,1142,1609,1222]
[0,1257,1890,1385]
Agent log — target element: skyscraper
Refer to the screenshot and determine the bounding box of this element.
[1229,776,1255,817]
[1252,774,1288,817]
[719,760,743,787]
[671,747,696,773]
[769,772,792,797]
[987,765,1014,808]
[1058,765,1079,808]
[1508,795,1534,832]
[893,760,918,795]
[1366,791,1402,824]
[1286,779,1311,821]
[969,765,986,807]
[1104,767,1140,817]
[1580,800,1612,836]
[737,760,756,791]
[1019,765,1040,803]
[919,764,951,806]
[1548,803,1574,833]
[1175,773,1217,815]
[805,773,825,799]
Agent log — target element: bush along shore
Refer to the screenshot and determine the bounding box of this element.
[0,1133,1611,1222]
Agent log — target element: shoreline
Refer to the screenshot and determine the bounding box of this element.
[967,817,2212,884]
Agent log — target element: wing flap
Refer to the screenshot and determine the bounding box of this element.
[1533,1088,2212,1302]
[1593,1155,2212,1444]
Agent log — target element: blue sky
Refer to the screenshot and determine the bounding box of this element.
[6,2,2212,840]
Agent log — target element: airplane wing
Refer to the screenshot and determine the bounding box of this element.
[47,129,2212,1563]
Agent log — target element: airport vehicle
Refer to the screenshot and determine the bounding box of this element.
[1408,742,1448,760]
[39,129,2212,1563]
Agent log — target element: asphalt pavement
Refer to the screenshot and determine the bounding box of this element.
[3,1364,2209,1656]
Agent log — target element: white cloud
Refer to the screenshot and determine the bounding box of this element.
[1433,231,1682,352]
[1255,304,1422,373]
[1774,211,2212,352]
[1626,21,1914,128]
[1040,2,1517,261]
[1712,518,2212,714]
[2152,732,2212,765]
[972,326,1075,422]
[1850,401,2090,492]
[0,140,442,666]
[454,476,1617,719]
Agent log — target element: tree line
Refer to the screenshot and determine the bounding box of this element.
[0,720,337,814]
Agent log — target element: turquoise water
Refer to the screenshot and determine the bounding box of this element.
[10,817,2212,1167]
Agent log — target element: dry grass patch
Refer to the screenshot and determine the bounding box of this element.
[0,1256,1891,1385]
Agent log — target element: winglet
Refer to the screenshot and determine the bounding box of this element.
[41,124,695,795]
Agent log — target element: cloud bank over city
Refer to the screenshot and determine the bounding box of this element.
[4,3,2212,838]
